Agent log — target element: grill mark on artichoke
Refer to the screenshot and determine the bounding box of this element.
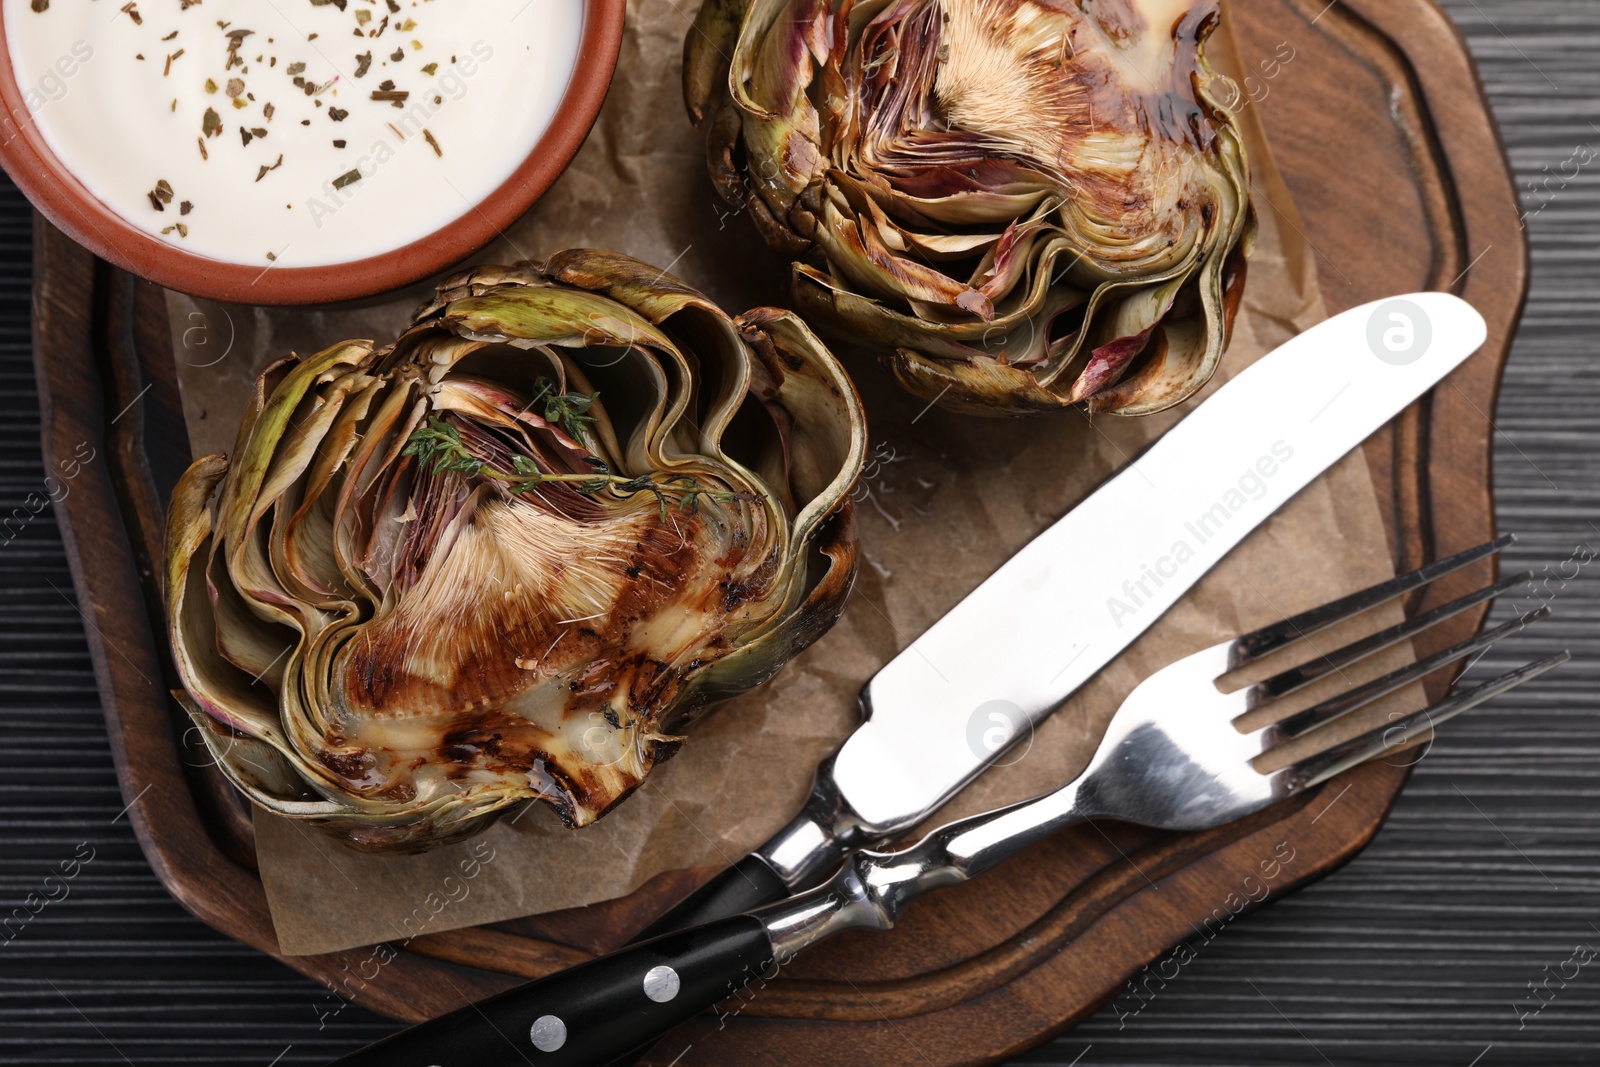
[337,502,711,715]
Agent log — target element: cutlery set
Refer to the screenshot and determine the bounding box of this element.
[333,294,1568,1065]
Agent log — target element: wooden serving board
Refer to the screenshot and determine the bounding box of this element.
[30,0,1524,1062]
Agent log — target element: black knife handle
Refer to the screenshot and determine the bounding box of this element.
[593,858,796,1067]
[329,916,774,1067]
[582,858,787,1067]
[630,853,789,946]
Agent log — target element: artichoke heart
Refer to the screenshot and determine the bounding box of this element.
[164,251,867,851]
[687,0,1256,415]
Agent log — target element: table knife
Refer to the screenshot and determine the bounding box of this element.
[328,292,1492,1067]
[632,291,1488,940]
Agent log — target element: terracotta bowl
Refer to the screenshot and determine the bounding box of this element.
[0,0,626,305]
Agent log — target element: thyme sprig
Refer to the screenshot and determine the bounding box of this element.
[529,380,599,444]
[401,416,740,520]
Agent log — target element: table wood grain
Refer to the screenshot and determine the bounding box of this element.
[0,2,1594,1064]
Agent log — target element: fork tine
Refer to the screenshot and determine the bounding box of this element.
[1244,570,1533,705]
[1228,534,1515,669]
[1280,651,1570,790]
[1266,608,1549,740]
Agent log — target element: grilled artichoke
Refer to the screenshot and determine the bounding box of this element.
[687,0,1255,415]
[165,251,866,851]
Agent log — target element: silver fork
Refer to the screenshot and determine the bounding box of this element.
[331,538,1567,1067]
[766,537,1564,956]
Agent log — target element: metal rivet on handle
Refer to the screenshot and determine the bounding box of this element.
[643,965,681,1003]
[529,1014,567,1052]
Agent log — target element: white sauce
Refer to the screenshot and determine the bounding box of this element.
[5,0,584,267]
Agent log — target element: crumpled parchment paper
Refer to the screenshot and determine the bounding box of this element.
[166,1,1418,957]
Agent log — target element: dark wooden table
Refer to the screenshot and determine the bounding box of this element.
[1,2,1594,1064]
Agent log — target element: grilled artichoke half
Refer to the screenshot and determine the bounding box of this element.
[687,0,1255,415]
[165,251,867,852]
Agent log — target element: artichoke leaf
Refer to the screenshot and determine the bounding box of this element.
[685,0,757,123]
[166,456,284,740]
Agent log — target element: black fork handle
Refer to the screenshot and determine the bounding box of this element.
[630,853,790,945]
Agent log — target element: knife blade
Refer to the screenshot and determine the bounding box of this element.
[633,291,1488,939]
